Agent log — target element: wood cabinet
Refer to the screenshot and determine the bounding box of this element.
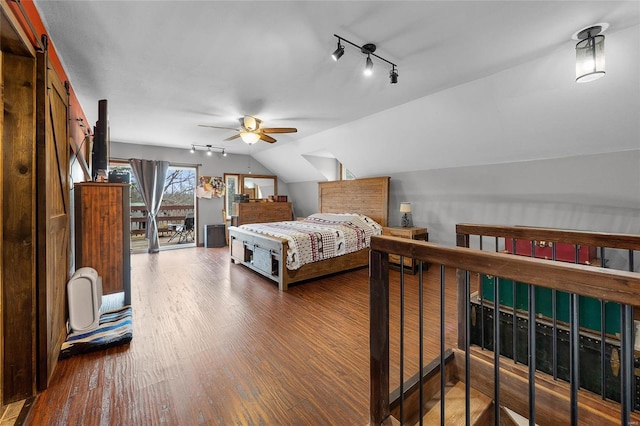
[74,183,131,305]
[232,202,293,226]
[382,226,428,273]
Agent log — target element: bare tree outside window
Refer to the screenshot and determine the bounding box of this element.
[110,165,195,206]
[162,169,195,206]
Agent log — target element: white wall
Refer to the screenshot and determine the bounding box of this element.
[289,150,640,269]
[110,141,289,242]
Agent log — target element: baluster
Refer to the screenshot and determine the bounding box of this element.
[528,241,536,424]
[512,238,517,364]
[621,304,632,425]
[399,255,405,424]
[552,242,558,380]
[621,249,635,424]
[465,270,471,426]
[440,265,446,426]
[480,236,485,350]
[494,274,501,424]
[570,245,580,426]
[419,261,424,425]
[600,247,606,400]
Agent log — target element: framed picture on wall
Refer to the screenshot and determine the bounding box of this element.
[197,176,225,199]
[224,173,239,218]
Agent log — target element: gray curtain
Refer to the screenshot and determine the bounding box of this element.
[129,159,170,253]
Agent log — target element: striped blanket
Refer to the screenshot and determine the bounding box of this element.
[238,213,382,270]
[59,305,132,359]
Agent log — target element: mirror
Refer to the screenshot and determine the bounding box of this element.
[241,174,277,200]
[223,173,240,219]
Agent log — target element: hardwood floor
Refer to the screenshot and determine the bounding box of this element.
[25,248,459,425]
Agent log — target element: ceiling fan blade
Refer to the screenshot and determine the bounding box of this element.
[198,124,240,131]
[261,127,297,134]
[259,133,277,143]
[224,134,241,141]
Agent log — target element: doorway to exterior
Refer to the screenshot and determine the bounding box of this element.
[110,162,196,254]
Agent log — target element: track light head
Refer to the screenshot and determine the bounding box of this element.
[222,149,227,157]
[364,55,373,76]
[190,145,195,153]
[331,40,344,61]
[390,66,398,84]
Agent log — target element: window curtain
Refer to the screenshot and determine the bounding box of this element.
[129,159,170,253]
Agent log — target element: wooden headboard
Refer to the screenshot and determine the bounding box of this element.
[318,177,390,227]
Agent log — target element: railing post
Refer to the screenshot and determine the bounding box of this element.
[456,233,470,349]
[370,249,391,425]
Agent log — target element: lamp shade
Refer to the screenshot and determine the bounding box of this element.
[400,202,412,213]
[240,131,261,145]
[576,27,605,83]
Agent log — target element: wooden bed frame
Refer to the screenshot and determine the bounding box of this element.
[228,176,390,291]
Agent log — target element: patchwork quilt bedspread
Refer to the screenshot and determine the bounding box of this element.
[238,213,382,270]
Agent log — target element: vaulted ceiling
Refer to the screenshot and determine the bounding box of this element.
[35,1,639,182]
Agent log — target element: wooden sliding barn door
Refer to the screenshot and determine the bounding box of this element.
[0,1,38,403]
[36,42,70,390]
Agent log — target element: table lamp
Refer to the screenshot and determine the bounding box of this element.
[400,202,413,227]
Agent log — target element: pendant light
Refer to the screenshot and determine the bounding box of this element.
[575,25,605,83]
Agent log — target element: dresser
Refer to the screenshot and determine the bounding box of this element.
[381,226,428,273]
[74,182,131,305]
[232,202,293,226]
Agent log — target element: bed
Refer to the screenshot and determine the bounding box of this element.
[228,176,390,291]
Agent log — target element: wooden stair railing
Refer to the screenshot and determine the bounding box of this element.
[369,234,640,425]
[455,224,640,412]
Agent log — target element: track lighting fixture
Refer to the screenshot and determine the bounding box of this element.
[331,34,398,84]
[189,144,227,157]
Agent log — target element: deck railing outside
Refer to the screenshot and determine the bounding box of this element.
[130,204,194,236]
[369,227,640,425]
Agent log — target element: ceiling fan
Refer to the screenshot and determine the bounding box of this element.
[199,115,297,144]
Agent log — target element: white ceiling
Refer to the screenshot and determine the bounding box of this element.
[34,1,640,182]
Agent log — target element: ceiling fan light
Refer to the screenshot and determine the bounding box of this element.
[364,55,373,76]
[243,116,258,131]
[240,131,260,145]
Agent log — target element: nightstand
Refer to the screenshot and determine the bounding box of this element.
[381,226,429,274]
